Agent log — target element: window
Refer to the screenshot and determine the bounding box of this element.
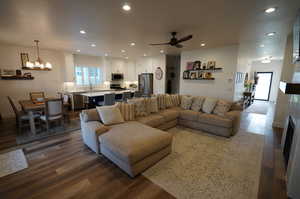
[75,66,102,86]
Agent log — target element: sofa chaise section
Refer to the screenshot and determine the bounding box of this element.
[99,121,172,177]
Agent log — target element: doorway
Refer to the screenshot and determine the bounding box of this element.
[254,72,273,101]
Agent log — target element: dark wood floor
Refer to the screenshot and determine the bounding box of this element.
[0,104,287,199]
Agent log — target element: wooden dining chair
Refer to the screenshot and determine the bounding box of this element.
[58,93,71,122]
[7,96,40,133]
[40,98,64,132]
[30,92,45,103]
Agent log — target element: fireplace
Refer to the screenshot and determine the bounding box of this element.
[283,116,295,168]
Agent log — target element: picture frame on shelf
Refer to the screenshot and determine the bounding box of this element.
[183,71,190,79]
[207,61,216,69]
[198,71,203,79]
[201,63,207,70]
[186,62,194,70]
[20,53,29,68]
[190,71,197,79]
[193,61,201,70]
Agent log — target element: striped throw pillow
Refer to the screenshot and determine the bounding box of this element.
[116,102,135,121]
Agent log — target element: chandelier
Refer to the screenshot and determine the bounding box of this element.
[26,40,52,70]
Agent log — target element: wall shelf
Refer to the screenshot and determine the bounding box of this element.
[22,67,51,71]
[183,78,215,80]
[185,67,223,72]
[0,76,34,80]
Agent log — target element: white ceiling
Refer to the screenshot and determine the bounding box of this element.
[0,0,299,61]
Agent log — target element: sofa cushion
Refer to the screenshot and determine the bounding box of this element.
[136,114,165,127]
[96,105,125,125]
[99,121,172,164]
[116,102,135,121]
[191,96,205,112]
[202,97,218,113]
[127,98,148,117]
[180,95,193,110]
[213,100,233,116]
[81,108,100,122]
[198,113,232,128]
[159,109,179,122]
[179,110,200,121]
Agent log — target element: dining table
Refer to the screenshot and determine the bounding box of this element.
[19,98,63,135]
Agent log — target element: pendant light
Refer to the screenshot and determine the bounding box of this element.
[26,40,52,70]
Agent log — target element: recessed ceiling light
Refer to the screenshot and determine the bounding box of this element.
[260,44,265,48]
[143,53,147,57]
[125,57,129,59]
[130,42,135,46]
[76,49,81,52]
[122,3,131,11]
[121,49,126,53]
[264,7,277,14]
[160,50,164,53]
[80,30,86,34]
[266,32,276,36]
[201,43,206,47]
[104,53,108,57]
[91,44,96,47]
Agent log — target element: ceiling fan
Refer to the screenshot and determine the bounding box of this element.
[150,32,193,48]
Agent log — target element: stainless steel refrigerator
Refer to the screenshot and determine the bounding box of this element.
[138,73,153,97]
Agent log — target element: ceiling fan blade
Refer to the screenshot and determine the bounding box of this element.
[177,35,193,43]
[175,44,183,48]
[149,43,170,46]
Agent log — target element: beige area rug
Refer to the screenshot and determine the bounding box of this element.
[143,127,264,199]
[0,149,28,178]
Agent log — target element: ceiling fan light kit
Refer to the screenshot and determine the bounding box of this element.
[150,32,193,48]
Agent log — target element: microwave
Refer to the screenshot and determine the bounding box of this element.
[112,73,124,80]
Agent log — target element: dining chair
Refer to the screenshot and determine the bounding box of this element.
[7,96,40,133]
[30,92,45,103]
[122,92,132,102]
[134,91,142,98]
[58,92,71,122]
[40,98,64,132]
[98,93,116,106]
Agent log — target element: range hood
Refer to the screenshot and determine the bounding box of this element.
[280,81,300,94]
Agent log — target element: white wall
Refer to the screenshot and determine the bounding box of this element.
[179,45,238,101]
[135,55,166,94]
[0,43,66,118]
[273,34,298,128]
[250,60,283,102]
[233,44,253,101]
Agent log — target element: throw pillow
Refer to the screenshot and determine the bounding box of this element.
[202,97,218,114]
[127,98,148,117]
[81,108,100,122]
[116,102,135,121]
[170,94,180,107]
[149,97,159,113]
[180,95,193,110]
[157,94,166,110]
[96,105,125,125]
[213,100,233,116]
[165,94,173,108]
[95,125,111,136]
[191,96,205,112]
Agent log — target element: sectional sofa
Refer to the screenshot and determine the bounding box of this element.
[80,94,242,177]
